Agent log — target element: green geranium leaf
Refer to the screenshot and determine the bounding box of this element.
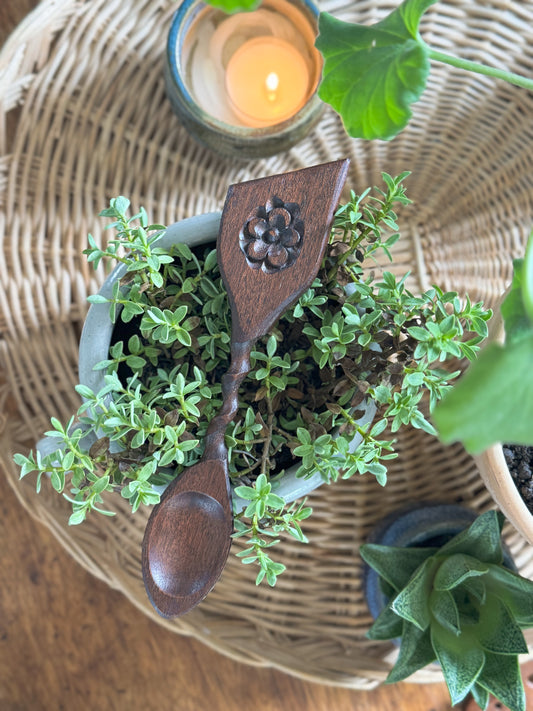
[204,0,260,12]
[501,257,533,346]
[386,621,436,683]
[316,0,437,140]
[438,511,503,564]
[434,553,488,591]
[478,593,528,655]
[431,624,485,705]
[367,601,404,640]
[433,337,533,453]
[478,652,526,711]
[523,233,533,323]
[360,543,438,592]
[391,557,438,630]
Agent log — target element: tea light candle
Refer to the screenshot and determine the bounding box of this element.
[165,0,323,158]
[225,37,310,127]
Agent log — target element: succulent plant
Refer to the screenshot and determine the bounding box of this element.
[360,510,533,711]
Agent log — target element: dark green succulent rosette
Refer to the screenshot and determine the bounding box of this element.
[360,510,533,711]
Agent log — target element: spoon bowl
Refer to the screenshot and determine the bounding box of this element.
[147,492,229,598]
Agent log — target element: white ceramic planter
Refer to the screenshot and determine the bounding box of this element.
[77,212,376,511]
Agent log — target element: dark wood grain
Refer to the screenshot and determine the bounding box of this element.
[218,160,349,342]
[142,161,349,618]
[0,4,454,709]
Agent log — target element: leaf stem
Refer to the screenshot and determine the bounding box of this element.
[427,48,533,92]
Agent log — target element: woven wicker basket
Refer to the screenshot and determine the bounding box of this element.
[2,0,533,689]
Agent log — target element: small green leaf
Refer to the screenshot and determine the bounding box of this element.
[113,196,130,214]
[485,564,533,626]
[391,557,437,630]
[431,624,485,705]
[87,294,109,304]
[386,622,436,683]
[68,509,87,526]
[360,543,438,592]
[316,0,437,140]
[366,602,404,640]
[477,594,528,655]
[434,554,488,591]
[429,589,460,636]
[477,652,526,711]
[438,511,504,565]
[471,683,489,711]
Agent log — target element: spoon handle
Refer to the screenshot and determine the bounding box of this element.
[202,339,253,463]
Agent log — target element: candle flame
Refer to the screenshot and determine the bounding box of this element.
[265,72,279,101]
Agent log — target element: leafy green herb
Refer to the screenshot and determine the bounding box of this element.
[15,178,490,584]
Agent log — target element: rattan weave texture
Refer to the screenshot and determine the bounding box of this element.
[1,0,533,688]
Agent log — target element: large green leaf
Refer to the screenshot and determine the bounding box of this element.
[360,542,437,591]
[433,336,533,452]
[386,621,436,683]
[437,511,504,565]
[391,557,438,630]
[433,554,488,591]
[501,258,533,345]
[523,233,533,322]
[316,0,438,140]
[477,594,528,655]
[478,652,526,711]
[431,624,485,705]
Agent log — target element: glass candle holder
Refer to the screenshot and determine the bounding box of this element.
[165,0,323,159]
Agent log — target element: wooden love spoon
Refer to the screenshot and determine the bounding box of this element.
[142,159,350,618]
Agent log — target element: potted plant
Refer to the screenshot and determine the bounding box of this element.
[361,506,533,711]
[433,234,533,545]
[14,172,491,586]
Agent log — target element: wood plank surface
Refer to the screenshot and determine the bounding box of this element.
[0,2,452,709]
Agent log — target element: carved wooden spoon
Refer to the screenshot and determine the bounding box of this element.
[142,159,349,618]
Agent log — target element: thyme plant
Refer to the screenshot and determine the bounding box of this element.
[15,174,491,585]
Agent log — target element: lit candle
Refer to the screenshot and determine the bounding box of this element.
[225,37,310,127]
[167,0,323,158]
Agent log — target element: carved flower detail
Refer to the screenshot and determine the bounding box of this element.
[240,197,304,274]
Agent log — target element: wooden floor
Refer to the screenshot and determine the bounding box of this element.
[0,2,454,709]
